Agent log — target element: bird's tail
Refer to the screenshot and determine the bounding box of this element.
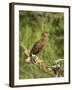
[30,48,32,57]
[30,52,33,63]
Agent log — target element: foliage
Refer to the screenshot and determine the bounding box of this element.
[19,11,64,79]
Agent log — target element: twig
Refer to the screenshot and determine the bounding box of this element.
[54,59,64,63]
[20,43,30,63]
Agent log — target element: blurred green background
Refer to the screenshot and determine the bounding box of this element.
[19,11,64,79]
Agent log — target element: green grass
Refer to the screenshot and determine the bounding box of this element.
[19,11,64,79]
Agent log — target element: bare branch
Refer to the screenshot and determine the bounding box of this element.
[54,59,64,63]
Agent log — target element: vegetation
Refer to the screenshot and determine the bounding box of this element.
[19,11,64,79]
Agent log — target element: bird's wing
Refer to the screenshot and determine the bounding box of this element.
[30,40,44,54]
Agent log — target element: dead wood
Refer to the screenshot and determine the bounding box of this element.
[20,43,63,77]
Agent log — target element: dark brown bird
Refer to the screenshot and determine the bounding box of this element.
[30,32,49,63]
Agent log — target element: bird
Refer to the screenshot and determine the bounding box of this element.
[30,32,49,64]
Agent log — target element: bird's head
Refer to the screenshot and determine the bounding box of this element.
[41,32,49,38]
